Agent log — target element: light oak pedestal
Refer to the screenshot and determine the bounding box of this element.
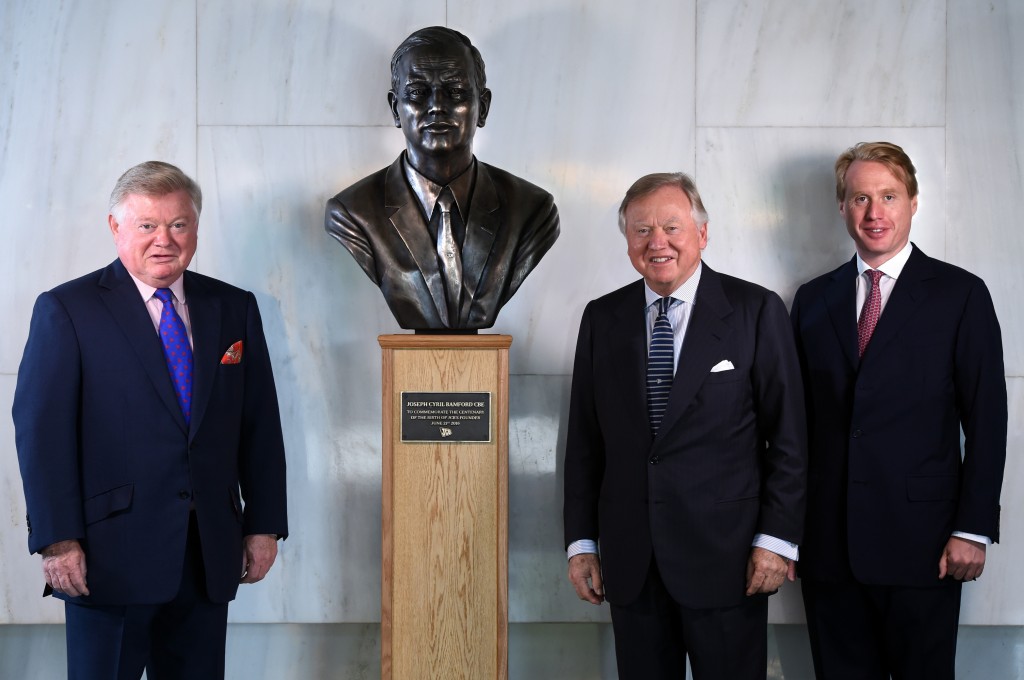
[378,334,511,680]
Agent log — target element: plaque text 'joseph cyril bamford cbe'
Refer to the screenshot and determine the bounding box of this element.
[401,392,491,443]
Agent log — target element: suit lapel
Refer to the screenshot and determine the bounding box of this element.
[98,260,188,433]
[656,266,733,441]
[609,282,649,431]
[183,272,222,439]
[457,163,500,326]
[860,245,932,362]
[824,257,860,370]
[384,158,449,324]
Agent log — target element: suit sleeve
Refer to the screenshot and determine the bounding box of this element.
[325,195,380,285]
[751,291,808,544]
[12,292,86,554]
[505,192,559,301]
[237,292,289,539]
[952,278,1007,541]
[563,302,604,549]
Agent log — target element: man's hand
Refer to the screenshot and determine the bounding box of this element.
[568,553,605,605]
[938,536,986,581]
[41,539,89,597]
[745,546,791,596]
[240,534,278,584]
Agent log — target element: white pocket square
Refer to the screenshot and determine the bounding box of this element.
[710,359,735,373]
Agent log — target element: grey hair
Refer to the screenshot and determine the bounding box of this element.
[109,161,202,220]
[618,172,709,234]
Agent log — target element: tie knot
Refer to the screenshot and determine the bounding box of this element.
[866,270,884,285]
[153,288,174,304]
[436,189,454,215]
[658,297,674,315]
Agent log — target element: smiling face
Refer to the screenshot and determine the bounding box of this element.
[388,42,491,179]
[109,190,198,288]
[839,160,918,268]
[625,185,708,296]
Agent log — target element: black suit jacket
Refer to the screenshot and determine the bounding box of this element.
[325,154,559,329]
[563,265,807,608]
[13,259,288,605]
[791,245,1006,586]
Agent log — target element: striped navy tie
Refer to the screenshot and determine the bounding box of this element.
[647,297,675,435]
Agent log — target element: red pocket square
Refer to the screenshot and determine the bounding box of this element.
[221,341,243,364]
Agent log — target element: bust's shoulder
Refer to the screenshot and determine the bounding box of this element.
[478,162,553,203]
[332,162,392,203]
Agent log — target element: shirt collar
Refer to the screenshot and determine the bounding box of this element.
[644,261,703,309]
[126,269,186,303]
[856,241,913,280]
[402,152,476,222]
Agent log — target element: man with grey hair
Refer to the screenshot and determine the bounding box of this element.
[325,26,559,330]
[13,160,288,679]
[563,172,807,678]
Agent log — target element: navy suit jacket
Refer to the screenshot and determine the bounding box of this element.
[563,265,807,608]
[13,259,288,605]
[325,154,559,329]
[791,245,1006,586]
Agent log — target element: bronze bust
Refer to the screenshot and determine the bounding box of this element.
[325,27,560,330]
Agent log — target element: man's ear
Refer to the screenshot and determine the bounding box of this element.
[477,89,492,128]
[388,91,401,127]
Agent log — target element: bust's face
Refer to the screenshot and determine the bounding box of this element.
[389,42,490,160]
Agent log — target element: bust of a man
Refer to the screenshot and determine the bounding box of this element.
[325,26,560,330]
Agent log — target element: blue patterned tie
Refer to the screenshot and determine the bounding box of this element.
[153,288,193,424]
[647,297,675,435]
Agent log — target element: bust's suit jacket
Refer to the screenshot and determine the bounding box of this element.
[563,265,807,609]
[791,245,1006,586]
[325,154,559,329]
[13,259,288,605]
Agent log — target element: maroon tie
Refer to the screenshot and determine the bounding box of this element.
[857,270,884,358]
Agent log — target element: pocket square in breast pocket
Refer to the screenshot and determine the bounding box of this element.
[221,340,243,364]
[710,359,735,373]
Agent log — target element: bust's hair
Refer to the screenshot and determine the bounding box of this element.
[390,26,486,93]
[109,161,202,220]
[835,141,918,202]
[618,172,708,234]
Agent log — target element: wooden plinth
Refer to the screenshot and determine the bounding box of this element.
[379,334,511,680]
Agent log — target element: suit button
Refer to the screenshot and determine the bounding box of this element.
[649,456,660,465]
[852,429,863,438]
[178,490,191,500]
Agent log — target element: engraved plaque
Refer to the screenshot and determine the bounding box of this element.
[401,392,492,443]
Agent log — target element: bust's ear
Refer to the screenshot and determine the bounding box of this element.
[388,91,401,127]
[477,89,492,128]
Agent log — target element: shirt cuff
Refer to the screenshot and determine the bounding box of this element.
[567,539,598,561]
[952,531,992,545]
[752,533,799,561]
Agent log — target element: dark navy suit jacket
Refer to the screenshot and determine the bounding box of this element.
[791,245,1006,586]
[563,265,807,608]
[13,259,288,605]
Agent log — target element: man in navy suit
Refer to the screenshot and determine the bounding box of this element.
[13,161,288,679]
[791,141,1007,679]
[563,172,807,679]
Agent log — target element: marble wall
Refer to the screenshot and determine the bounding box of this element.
[2,0,1022,676]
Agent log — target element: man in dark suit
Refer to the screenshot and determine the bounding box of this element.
[13,161,289,679]
[563,172,807,679]
[325,26,559,330]
[791,141,1006,679]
